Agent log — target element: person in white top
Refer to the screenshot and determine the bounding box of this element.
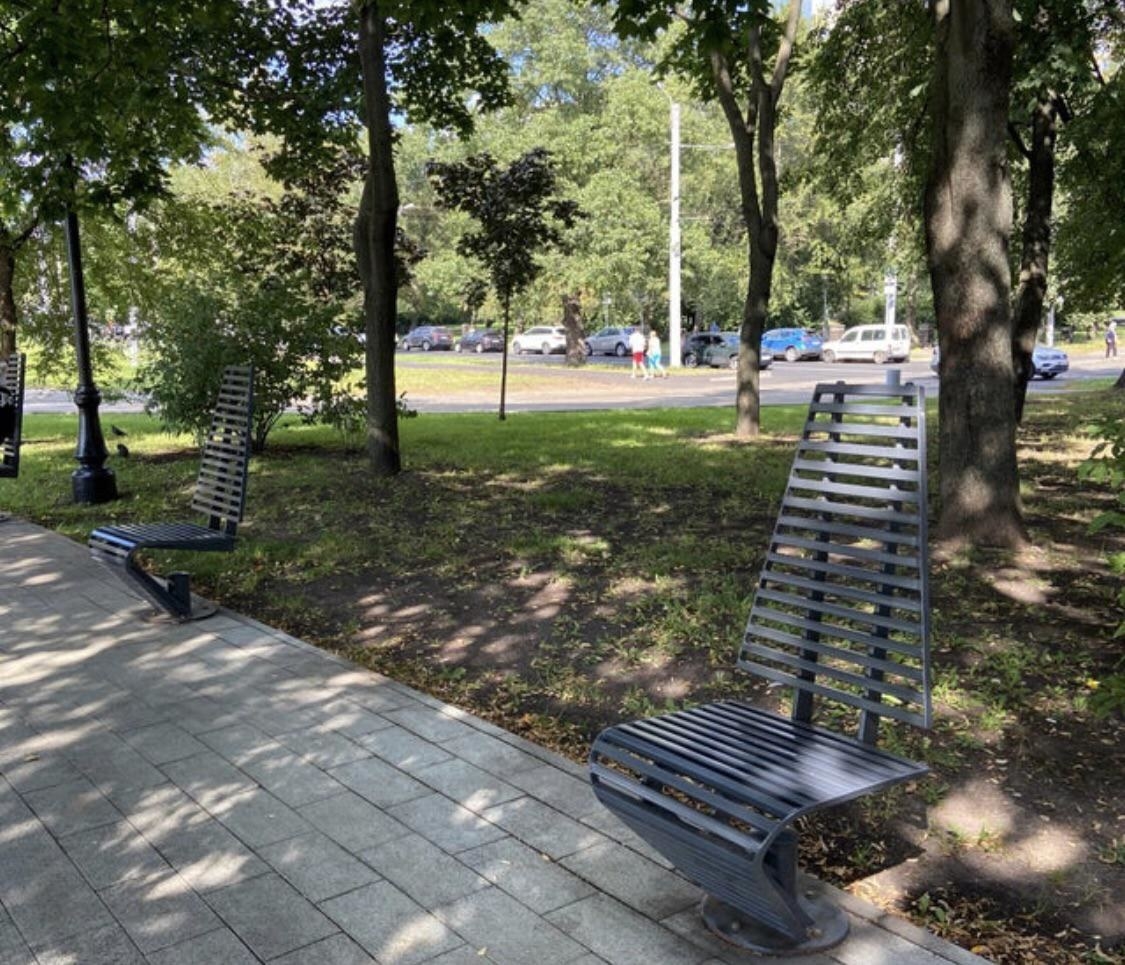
[628,328,647,378]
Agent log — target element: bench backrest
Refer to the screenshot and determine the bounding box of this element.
[191,365,254,536]
[738,380,930,744]
[1,353,26,478]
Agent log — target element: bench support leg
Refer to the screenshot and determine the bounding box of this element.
[119,556,216,622]
[701,888,848,955]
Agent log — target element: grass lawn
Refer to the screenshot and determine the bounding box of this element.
[6,389,1124,964]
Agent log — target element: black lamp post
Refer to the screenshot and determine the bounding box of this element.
[65,207,117,504]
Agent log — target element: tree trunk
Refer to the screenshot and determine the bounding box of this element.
[499,295,511,421]
[925,0,1024,547]
[0,240,16,358]
[1115,368,1125,390]
[710,0,800,439]
[562,293,585,366]
[1012,92,1060,423]
[356,3,401,476]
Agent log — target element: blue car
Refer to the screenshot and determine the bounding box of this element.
[761,327,823,362]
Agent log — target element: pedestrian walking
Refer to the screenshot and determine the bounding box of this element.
[1106,319,1118,359]
[629,327,647,378]
[646,329,668,378]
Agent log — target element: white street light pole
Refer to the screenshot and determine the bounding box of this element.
[669,100,682,368]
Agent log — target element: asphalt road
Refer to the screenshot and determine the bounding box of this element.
[24,350,1121,415]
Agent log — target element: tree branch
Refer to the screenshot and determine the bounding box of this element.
[1007,120,1032,161]
[771,0,802,100]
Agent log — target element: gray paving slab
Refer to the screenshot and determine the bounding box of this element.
[317,698,397,738]
[277,729,373,769]
[438,731,545,776]
[433,885,589,965]
[298,790,411,853]
[58,818,172,889]
[21,775,123,838]
[458,837,597,914]
[98,868,219,953]
[481,796,610,860]
[561,840,701,920]
[31,922,147,965]
[146,927,260,965]
[271,932,376,965]
[0,752,84,793]
[425,946,500,965]
[382,706,480,744]
[0,856,117,949]
[327,754,431,809]
[0,908,35,965]
[505,763,604,820]
[207,786,312,848]
[387,792,508,854]
[412,758,524,813]
[234,745,345,808]
[258,831,381,903]
[120,722,209,765]
[546,894,709,965]
[355,723,455,772]
[204,872,339,961]
[159,751,258,808]
[321,880,462,965]
[359,832,490,908]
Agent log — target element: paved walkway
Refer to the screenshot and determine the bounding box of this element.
[0,520,986,965]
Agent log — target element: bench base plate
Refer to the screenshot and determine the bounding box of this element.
[701,892,848,957]
[140,593,218,624]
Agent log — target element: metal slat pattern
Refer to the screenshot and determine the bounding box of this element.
[738,380,931,730]
[1,353,26,477]
[189,366,254,528]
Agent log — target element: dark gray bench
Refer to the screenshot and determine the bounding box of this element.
[89,365,254,621]
[589,378,931,955]
[0,353,26,522]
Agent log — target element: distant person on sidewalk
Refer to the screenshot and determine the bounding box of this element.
[1106,319,1118,358]
[646,329,668,379]
[629,327,647,378]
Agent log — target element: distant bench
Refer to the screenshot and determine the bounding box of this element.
[0,352,26,523]
[89,365,253,620]
[589,378,932,955]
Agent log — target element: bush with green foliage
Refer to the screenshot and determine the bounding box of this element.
[133,152,361,451]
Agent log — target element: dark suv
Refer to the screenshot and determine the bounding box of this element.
[399,326,454,351]
[457,328,504,353]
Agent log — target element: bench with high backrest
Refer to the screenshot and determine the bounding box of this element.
[589,378,931,955]
[89,365,253,621]
[0,353,26,523]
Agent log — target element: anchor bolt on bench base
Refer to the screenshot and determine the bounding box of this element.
[701,891,849,956]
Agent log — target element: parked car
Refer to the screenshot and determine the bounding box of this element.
[682,332,721,367]
[457,328,504,353]
[762,327,823,362]
[399,325,454,351]
[512,325,568,355]
[584,326,637,357]
[700,332,772,370]
[821,324,910,364]
[930,344,1070,379]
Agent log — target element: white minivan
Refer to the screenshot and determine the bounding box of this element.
[821,325,911,364]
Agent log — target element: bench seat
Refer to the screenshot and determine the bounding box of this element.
[591,700,928,944]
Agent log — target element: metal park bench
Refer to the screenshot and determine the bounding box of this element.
[0,353,26,523]
[589,378,932,955]
[89,365,253,621]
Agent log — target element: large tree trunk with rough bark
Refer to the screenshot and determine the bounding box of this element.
[1011,92,1061,423]
[0,241,17,358]
[356,3,401,475]
[925,0,1023,547]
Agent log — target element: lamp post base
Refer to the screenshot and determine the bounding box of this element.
[72,466,117,504]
